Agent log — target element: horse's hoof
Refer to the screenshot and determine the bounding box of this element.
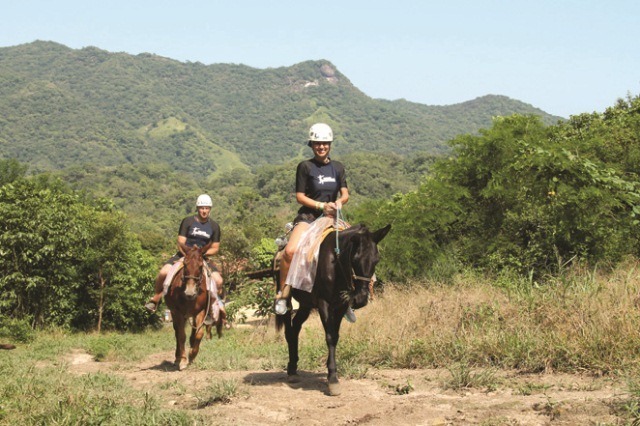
[287,374,300,383]
[328,382,342,396]
[178,360,189,371]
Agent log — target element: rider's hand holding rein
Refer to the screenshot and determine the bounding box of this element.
[324,202,338,217]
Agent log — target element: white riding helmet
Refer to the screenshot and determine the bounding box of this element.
[308,123,333,143]
[196,194,213,207]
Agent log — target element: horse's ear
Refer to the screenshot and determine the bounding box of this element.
[372,224,391,243]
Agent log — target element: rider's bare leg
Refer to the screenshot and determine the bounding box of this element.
[210,271,226,319]
[277,222,310,300]
[147,263,171,308]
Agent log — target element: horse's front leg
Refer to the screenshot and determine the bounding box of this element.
[285,306,310,380]
[318,301,342,396]
[172,317,188,370]
[188,313,206,364]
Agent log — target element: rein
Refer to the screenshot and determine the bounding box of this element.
[332,210,373,287]
[334,208,343,257]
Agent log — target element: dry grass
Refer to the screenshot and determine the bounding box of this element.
[337,259,640,375]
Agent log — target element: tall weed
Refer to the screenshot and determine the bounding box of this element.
[336,261,640,374]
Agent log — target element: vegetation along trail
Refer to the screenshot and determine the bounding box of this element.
[5,278,640,425]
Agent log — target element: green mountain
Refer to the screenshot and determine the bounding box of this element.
[0,41,562,178]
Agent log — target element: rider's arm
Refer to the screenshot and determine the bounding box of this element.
[204,242,219,257]
[326,186,350,212]
[296,191,339,216]
[331,162,349,210]
[296,192,320,210]
[177,235,188,255]
[335,187,349,208]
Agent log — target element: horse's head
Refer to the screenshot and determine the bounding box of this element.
[181,244,209,300]
[346,224,391,309]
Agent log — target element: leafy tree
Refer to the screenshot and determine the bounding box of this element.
[0,175,156,330]
[0,158,27,185]
[0,179,90,327]
[351,179,467,280]
[74,207,156,332]
[448,113,639,273]
[361,110,640,280]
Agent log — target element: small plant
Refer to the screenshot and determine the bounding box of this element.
[142,391,160,413]
[516,381,551,396]
[196,379,241,407]
[87,339,112,362]
[338,357,369,379]
[444,362,498,391]
[532,393,562,420]
[394,380,414,395]
[159,380,187,395]
[0,317,35,343]
[225,277,275,323]
[612,376,640,424]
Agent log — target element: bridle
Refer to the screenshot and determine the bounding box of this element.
[333,210,373,286]
[182,270,203,284]
[351,273,373,283]
[181,252,210,331]
[335,232,374,289]
[181,255,204,288]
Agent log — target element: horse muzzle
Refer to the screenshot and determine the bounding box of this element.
[182,277,202,300]
[351,284,370,309]
[184,289,198,300]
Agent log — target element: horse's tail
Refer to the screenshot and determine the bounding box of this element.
[275,311,290,332]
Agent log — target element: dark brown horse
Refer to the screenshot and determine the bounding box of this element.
[164,244,221,370]
[276,223,391,395]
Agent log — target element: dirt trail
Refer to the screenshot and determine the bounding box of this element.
[67,342,624,425]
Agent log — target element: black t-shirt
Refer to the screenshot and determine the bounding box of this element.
[295,158,347,215]
[178,216,221,248]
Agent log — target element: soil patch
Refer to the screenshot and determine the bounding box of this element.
[66,347,624,425]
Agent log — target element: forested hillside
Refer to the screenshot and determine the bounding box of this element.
[1,39,638,335]
[0,41,561,178]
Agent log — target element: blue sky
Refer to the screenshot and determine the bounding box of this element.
[1,0,638,118]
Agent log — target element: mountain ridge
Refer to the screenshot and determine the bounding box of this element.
[0,40,563,177]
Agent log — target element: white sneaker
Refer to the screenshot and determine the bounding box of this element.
[275,298,288,315]
[344,307,356,323]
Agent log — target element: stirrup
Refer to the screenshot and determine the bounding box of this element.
[144,301,157,313]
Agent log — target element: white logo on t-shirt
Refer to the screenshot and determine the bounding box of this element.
[191,227,211,239]
[318,175,336,185]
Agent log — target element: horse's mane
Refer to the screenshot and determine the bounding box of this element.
[335,224,373,248]
[338,223,367,237]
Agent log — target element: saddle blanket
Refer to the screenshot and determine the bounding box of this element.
[162,259,218,296]
[286,216,348,293]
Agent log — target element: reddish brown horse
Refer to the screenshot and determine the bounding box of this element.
[164,244,222,370]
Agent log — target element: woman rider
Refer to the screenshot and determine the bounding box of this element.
[145,194,224,324]
[275,123,355,322]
